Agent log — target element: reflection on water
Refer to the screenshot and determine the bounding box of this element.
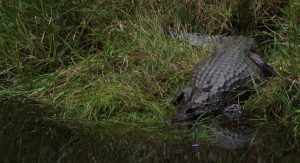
[0,99,299,162]
[208,120,260,150]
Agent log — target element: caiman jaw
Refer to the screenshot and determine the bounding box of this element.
[171,114,197,123]
[171,105,200,123]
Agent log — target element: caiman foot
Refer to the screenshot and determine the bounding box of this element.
[173,87,192,105]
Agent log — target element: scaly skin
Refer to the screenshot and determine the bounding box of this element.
[166,27,275,122]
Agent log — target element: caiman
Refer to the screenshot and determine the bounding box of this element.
[165,26,276,122]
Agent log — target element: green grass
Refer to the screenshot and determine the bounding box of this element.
[0,0,299,156]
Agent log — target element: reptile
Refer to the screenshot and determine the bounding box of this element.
[165,26,276,122]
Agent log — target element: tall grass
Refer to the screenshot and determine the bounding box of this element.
[0,0,299,133]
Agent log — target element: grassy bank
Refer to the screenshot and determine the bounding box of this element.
[0,0,299,133]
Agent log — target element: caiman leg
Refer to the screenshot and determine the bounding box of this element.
[173,87,193,105]
[164,26,234,49]
[222,104,244,119]
[247,51,276,77]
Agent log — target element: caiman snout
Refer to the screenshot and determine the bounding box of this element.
[171,105,199,123]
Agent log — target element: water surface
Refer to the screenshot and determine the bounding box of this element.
[0,100,299,162]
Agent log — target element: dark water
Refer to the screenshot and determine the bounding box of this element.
[0,99,299,162]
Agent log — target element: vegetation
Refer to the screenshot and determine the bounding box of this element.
[0,0,299,161]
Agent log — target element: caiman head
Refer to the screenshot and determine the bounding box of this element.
[171,103,207,123]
